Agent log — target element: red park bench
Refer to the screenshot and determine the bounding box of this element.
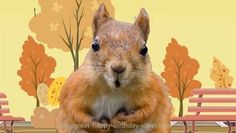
[172,88,236,133]
[0,92,25,132]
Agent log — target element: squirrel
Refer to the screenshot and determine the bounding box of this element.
[56,4,172,133]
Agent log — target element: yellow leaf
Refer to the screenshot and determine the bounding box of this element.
[210,57,234,88]
[215,82,225,88]
[225,76,233,88]
[220,65,230,77]
[213,56,221,68]
[210,68,220,81]
[48,77,65,106]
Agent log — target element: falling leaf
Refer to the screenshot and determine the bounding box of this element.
[210,57,234,88]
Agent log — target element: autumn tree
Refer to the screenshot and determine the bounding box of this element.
[210,57,233,88]
[17,36,56,107]
[161,38,202,117]
[29,0,114,71]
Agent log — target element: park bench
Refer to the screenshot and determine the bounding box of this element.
[0,92,25,132]
[172,88,236,133]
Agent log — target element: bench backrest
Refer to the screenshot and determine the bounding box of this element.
[0,92,10,115]
[188,88,236,115]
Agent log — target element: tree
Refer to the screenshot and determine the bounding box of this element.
[17,36,56,107]
[210,57,233,88]
[29,0,114,71]
[161,38,202,117]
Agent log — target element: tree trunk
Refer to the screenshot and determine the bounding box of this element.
[73,60,79,71]
[36,97,40,107]
[73,54,79,71]
[74,63,77,71]
[178,98,183,117]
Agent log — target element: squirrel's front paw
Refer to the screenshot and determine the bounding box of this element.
[111,111,131,125]
[111,113,139,130]
[111,109,140,126]
[99,116,110,124]
[89,121,111,133]
[90,116,112,133]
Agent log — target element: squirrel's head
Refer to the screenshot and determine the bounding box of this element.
[87,4,152,90]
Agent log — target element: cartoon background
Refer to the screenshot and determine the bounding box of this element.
[1,0,236,122]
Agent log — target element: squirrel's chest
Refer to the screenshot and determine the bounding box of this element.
[92,94,129,120]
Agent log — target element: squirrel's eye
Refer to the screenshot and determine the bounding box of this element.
[92,40,100,52]
[140,44,148,56]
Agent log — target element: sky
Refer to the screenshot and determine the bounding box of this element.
[1,0,236,120]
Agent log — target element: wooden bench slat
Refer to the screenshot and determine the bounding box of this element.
[190,98,236,103]
[0,101,8,105]
[0,93,7,98]
[172,115,236,121]
[189,106,236,112]
[0,108,10,114]
[192,89,236,95]
[0,116,25,121]
[0,92,25,124]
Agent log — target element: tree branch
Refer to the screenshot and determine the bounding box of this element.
[40,70,45,83]
[60,19,76,65]
[29,52,43,89]
[173,57,182,100]
[74,0,84,68]
[59,35,70,49]
[182,75,189,95]
[59,0,84,71]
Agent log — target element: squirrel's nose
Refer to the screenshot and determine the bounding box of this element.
[111,65,126,74]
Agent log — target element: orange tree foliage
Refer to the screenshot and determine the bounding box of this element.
[29,0,114,71]
[17,36,56,107]
[161,38,201,117]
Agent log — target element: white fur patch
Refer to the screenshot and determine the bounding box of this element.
[104,73,115,89]
[92,93,127,120]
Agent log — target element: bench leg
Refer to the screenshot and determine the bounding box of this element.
[231,122,235,132]
[227,121,232,133]
[192,121,196,133]
[183,121,188,133]
[3,121,6,130]
[10,121,14,133]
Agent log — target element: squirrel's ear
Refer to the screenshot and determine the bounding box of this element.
[135,8,150,42]
[93,4,112,37]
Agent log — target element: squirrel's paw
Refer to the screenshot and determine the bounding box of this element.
[111,110,141,125]
[111,112,131,124]
[90,121,111,133]
[90,116,112,133]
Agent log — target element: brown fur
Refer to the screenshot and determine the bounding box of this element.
[56,4,172,133]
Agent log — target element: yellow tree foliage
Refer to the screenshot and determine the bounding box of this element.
[48,77,66,106]
[210,57,234,88]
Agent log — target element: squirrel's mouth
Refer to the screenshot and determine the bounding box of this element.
[115,79,121,88]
